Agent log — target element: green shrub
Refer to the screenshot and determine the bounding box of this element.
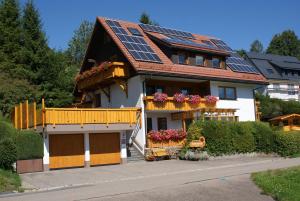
[274,131,300,157]
[187,123,202,142]
[230,122,255,153]
[0,121,17,141]
[243,122,276,153]
[0,138,17,170]
[15,131,43,160]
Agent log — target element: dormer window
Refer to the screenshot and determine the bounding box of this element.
[212,57,220,68]
[196,55,204,66]
[178,52,188,64]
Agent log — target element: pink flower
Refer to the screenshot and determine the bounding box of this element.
[187,95,201,104]
[204,95,218,104]
[173,93,186,103]
[153,92,168,102]
[147,129,187,142]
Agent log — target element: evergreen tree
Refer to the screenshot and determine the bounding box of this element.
[266,30,300,58]
[236,49,246,58]
[20,0,49,83]
[66,20,93,67]
[0,0,22,76]
[250,40,263,53]
[139,12,159,25]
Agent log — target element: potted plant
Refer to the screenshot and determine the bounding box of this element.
[187,95,201,104]
[153,92,168,102]
[173,93,186,103]
[204,95,218,104]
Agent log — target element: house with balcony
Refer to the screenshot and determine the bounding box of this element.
[245,52,300,101]
[13,17,267,171]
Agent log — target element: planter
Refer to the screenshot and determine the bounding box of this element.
[147,138,186,148]
[16,159,43,174]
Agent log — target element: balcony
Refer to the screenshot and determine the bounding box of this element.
[144,96,216,111]
[12,100,141,129]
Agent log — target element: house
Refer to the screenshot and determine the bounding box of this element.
[13,17,267,171]
[245,52,300,101]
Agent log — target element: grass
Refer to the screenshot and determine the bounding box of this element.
[0,169,21,192]
[252,166,300,201]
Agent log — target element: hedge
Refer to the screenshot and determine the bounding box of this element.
[274,131,300,157]
[0,121,17,141]
[15,131,43,160]
[0,138,17,170]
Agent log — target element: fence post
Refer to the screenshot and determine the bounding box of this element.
[26,100,29,129]
[14,106,18,129]
[42,98,45,128]
[33,101,37,130]
[19,102,22,130]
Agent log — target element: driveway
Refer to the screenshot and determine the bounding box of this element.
[2,156,300,201]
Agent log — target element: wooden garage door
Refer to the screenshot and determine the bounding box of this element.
[89,133,121,166]
[49,134,84,169]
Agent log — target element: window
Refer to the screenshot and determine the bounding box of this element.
[218,86,237,100]
[288,84,294,89]
[146,85,165,95]
[212,58,220,68]
[195,55,204,66]
[273,83,280,90]
[147,118,153,132]
[157,117,167,130]
[178,53,188,64]
[95,93,101,107]
[180,87,191,95]
[267,69,274,74]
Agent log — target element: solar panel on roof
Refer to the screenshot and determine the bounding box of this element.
[128,27,142,36]
[106,20,161,63]
[226,53,259,74]
[162,35,221,51]
[210,39,233,52]
[139,23,195,39]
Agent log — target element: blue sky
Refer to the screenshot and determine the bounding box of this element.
[20,0,300,51]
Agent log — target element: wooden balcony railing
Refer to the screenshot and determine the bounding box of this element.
[144,96,216,111]
[12,99,141,129]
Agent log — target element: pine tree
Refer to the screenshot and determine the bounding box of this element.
[139,12,159,25]
[250,40,263,53]
[0,0,22,76]
[66,20,93,67]
[21,0,49,83]
[266,30,300,58]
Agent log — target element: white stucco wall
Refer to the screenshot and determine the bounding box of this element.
[146,112,182,131]
[97,75,146,153]
[267,83,299,101]
[210,81,257,121]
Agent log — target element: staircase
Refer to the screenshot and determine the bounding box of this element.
[127,145,145,163]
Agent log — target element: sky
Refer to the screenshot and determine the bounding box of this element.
[19,0,300,51]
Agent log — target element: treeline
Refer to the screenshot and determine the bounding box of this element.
[0,0,93,116]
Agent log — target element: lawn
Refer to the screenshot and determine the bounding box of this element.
[0,169,21,192]
[252,166,300,201]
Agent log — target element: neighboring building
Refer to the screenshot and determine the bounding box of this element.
[245,52,300,101]
[13,17,267,171]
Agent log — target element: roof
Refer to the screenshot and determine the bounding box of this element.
[245,52,300,81]
[82,17,268,84]
[269,113,300,122]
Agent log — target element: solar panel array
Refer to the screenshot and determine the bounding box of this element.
[162,35,220,51]
[106,20,161,63]
[210,39,259,74]
[128,27,142,36]
[227,53,259,74]
[140,23,195,39]
[210,39,233,52]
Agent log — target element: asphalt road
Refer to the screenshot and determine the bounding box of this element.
[2,157,300,201]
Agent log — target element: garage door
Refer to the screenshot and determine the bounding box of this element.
[49,134,84,169]
[89,133,121,166]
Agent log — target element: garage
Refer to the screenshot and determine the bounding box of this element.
[49,134,85,169]
[89,133,121,166]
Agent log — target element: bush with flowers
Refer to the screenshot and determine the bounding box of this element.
[173,93,186,103]
[148,129,187,142]
[187,95,201,104]
[204,95,218,104]
[153,92,168,102]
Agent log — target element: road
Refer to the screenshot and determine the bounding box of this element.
[1,157,300,201]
